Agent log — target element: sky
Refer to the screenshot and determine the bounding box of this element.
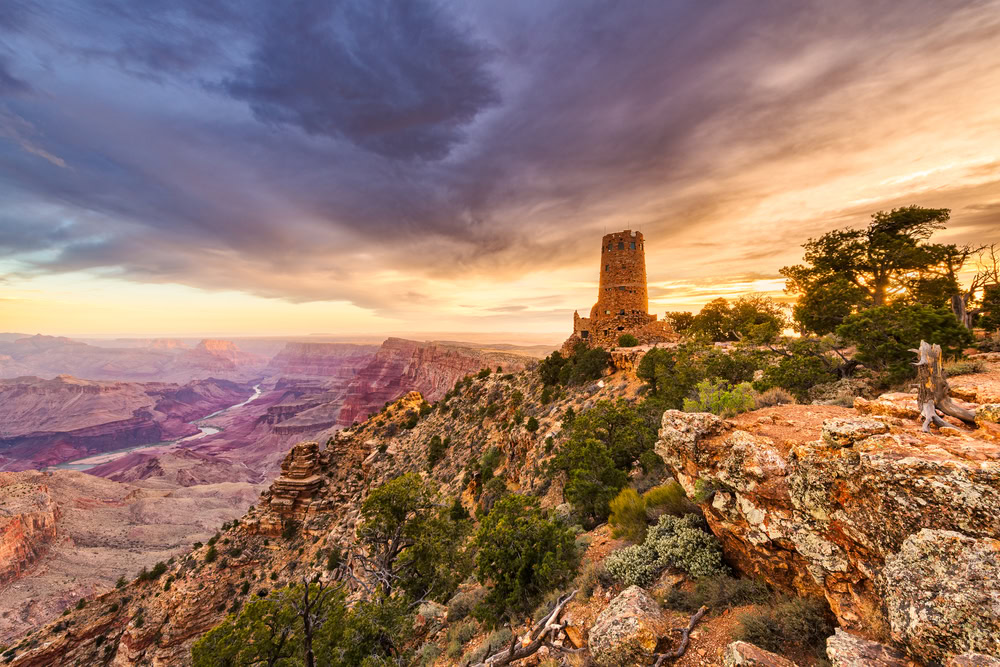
[1,0,999,338]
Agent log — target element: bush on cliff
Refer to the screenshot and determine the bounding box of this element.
[836,303,973,383]
[618,333,639,347]
[683,380,757,417]
[473,494,578,626]
[606,514,727,586]
[358,473,472,602]
[192,584,412,667]
[735,596,833,658]
[608,488,648,542]
[538,342,609,386]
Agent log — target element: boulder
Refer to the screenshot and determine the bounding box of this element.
[588,585,668,666]
[723,640,797,666]
[820,417,889,448]
[653,406,1000,657]
[825,629,908,666]
[882,529,1000,664]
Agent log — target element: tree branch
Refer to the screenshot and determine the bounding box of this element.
[652,605,708,665]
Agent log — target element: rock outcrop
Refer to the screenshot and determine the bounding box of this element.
[0,480,59,587]
[723,641,798,666]
[655,404,1000,662]
[825,629,909,666]
[336,338,532,425]
[588,585,668,666]
[265,342,378,378]
[882,529,1000,663]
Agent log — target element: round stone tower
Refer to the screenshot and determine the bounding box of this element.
[590,230,649,321]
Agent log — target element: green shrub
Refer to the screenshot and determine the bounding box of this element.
[115,576,126,589]
[477,368,492,379]
[944,359,987,376]
[642,481,695,517]
[648,514,727,579]
[662,575,769,612]
[683,380,756,417]
[75,598,86,611]
[403,412,419,430]
[447,588,486,622]
[204,546,217,564]
[756,349,837,402]
[754,387,795,407]
[605,543,661,587]
[417,642,441,666]
[618,333,639,347]
[427,435,447,469]
[576,560,613,600]
[736,596,833,655]
[606,514,727,585]
[525,416,539,432]
[473,495,578,625]
[608,488,648,542]
[479,446,502,483]
[837,304,973,382]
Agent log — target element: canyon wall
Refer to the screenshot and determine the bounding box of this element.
[0,376,252,471]
[0,478,59,588]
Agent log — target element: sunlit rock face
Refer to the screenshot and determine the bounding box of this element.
[655,404,1000,662]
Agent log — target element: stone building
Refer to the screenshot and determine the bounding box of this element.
[562,229,676,353]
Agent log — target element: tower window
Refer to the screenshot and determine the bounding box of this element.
[619,309,625,315]
[618,242,624,250]
[630,242,636,250]
[605,264,609,271]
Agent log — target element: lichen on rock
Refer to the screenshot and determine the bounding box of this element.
[882,529,1000,664]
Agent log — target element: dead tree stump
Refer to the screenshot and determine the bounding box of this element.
[913,340,976,432]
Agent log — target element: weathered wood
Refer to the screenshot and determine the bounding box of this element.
[475,589,581,667]
[652,605,708,665]
[913,340,976,432]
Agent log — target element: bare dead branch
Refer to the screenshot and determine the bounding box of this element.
[652,605,708,665]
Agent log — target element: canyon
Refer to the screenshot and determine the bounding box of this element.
[0,333,546,645]
[0,375,253,471]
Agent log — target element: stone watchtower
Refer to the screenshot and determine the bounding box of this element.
[591,230,650,323]
[565,229,675,352]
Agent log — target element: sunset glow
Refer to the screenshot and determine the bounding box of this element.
[2,1,999,337]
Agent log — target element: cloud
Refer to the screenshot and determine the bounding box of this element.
[223,0,499,160]
[0,0,999,327]
[0,55,30,95]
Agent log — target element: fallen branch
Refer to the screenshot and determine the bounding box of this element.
[652,605,708,665]
[474,589,579,667]
[912,341,976,432]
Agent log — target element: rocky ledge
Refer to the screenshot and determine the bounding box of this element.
[655,403,1000,663]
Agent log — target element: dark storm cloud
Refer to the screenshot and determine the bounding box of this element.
[1,0,999,316]
[224,0,499,160]
[0,56,29,95]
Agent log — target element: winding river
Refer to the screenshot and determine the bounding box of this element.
[51,384,262,472]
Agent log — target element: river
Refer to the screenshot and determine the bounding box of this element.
[51,384,263,472]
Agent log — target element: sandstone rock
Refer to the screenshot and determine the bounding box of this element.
[855,394,921,420]
[882,529,1000,664]
[820,417,889,448]
[978,404,1000,426]
[657,409,725,470]
[588,585,668,667]
[653,405,1000,657]
[723,640,797,666]
[825,628,908,666]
